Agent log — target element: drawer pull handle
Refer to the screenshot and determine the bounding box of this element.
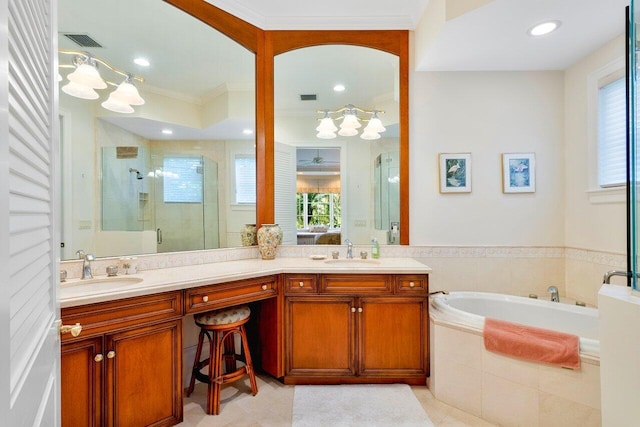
[107,351,115,359]
[60,322,82,337]
[94,354,103,362]
[262,284,268,291]
[358,307,363,313]
[409,282,415,288]
[202,295,209,302]
[299,281,304,287]
[351,307,356,313]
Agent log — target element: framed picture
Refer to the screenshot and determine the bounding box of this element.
[439,153,471,193]
[502,153,535,193]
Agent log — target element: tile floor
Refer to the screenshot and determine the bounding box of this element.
[178,375,495,426]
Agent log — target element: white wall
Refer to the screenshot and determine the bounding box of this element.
[409,70,565,246]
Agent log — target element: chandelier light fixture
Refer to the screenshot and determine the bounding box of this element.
[316,104,386,140]
[59,49,145,114]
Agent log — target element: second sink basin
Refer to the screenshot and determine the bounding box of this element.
[324,259,381,265]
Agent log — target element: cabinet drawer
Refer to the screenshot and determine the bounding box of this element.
[395,275,428,294]
[61,291,182,342]
[321,274,392,294]
[185,275,278,314]
[284,274,318,294]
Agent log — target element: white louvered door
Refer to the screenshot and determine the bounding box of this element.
[2,0,61,425]
[275,142,297,245]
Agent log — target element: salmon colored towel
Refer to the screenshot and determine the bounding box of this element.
[483,318,580,370]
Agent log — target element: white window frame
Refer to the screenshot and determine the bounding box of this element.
[232,153,256,207]
[587,57,627,204]
[297,193,340,230]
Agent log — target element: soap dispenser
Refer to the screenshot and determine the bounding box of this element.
[371,237,380,259]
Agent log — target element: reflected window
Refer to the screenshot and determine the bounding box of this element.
[235,155,256,204]
[297,193,341,229]
[163,157,203,203]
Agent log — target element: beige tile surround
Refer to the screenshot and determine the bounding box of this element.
[61,245,625,307]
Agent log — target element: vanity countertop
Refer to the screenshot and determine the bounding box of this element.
[60,257,431,308]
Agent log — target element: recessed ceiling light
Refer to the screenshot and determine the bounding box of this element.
[161,129,173,135]
[134,57,150,67]
[528,20,561,37]
[333,84,346,92]
[243,129,254,135]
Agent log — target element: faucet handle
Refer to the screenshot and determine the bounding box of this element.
[546,285,558,293]
[76,249,85,259]
[85,253,95,262]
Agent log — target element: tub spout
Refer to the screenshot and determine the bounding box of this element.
[546,285,559,302]
[602,270,629,284]
[429,290,449,296]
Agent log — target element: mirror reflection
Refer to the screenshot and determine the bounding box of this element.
[274,45,400,246]
[58,0,256,260]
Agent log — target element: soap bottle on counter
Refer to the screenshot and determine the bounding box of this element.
[371,237,380,259]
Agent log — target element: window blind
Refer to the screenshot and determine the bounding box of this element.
[235,155,256,204]
[598,77,627,187]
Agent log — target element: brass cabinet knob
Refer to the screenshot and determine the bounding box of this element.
[107,351,115,359]
[94,354,103,362]
[60,322,82,337]
[409,282,415,288]
[358,307,363,313]
[202,295,209,302]
[351,307,356,313]
[299,281,304,287]
[261,284,268,290]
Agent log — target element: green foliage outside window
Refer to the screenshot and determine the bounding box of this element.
[296,193,341,229]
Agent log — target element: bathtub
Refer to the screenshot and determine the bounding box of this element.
[429,292,601,426]
[430,291,599,357]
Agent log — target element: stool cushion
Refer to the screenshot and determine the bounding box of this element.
[195,306,251,326]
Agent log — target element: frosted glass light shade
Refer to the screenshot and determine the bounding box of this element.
[111,80,145,105]
[340,113,361,130]
[316,117,337,132]
[338,127,358,137]
[317,130,337,139]
[67,63,107,89]
[101,94,134,113]
[364,117,386,133]
[360,130,381,140]
[61,81,99,99]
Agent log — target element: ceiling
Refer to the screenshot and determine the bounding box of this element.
[58,0,629,140]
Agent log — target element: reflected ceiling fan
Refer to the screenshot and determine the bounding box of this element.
[297,148,340,167]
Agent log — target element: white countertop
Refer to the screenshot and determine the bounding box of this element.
[60,257,431,308]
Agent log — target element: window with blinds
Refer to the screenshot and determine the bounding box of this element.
[235,155,256,204]
[598,77,627,187]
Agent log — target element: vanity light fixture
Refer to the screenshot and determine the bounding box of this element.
[316,104,385,140]
[59,49,145,114]
[528,20,561,37]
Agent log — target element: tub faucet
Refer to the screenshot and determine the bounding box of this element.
[344,239,353,259]
[82,253,95,280]
[546,285,559,302]
[603,270,629,284]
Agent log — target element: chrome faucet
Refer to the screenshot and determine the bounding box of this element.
[82,253,95,279]
[603,270,629,284]
[344,239,353,259]
[546,285,559,302]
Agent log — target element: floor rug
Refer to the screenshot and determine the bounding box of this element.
[292,384,434,427]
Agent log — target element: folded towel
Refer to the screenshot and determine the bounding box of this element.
[483,317,580,370]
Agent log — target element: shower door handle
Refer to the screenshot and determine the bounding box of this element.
[157,228,163,244]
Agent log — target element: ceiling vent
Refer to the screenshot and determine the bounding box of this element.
[300,94,317,101]
[62,33,103,48]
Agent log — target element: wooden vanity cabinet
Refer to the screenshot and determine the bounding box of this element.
[284,274,429,384]
[60,291,183,427]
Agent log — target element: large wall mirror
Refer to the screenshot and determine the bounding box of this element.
[274,45,400,246]
[58,0,256,260]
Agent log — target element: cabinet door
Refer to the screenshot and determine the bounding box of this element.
[358,297,428,377]
[105,320,182,427]
[286,296,356,376]
[61,337,103,427]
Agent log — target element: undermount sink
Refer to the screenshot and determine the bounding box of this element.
[60,276,142,297]
[324,259,381,265]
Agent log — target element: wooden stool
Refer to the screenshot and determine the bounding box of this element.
[186,305,258,415]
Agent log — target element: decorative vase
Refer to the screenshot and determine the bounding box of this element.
[257,224,282,260]
[241,224,257,246]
